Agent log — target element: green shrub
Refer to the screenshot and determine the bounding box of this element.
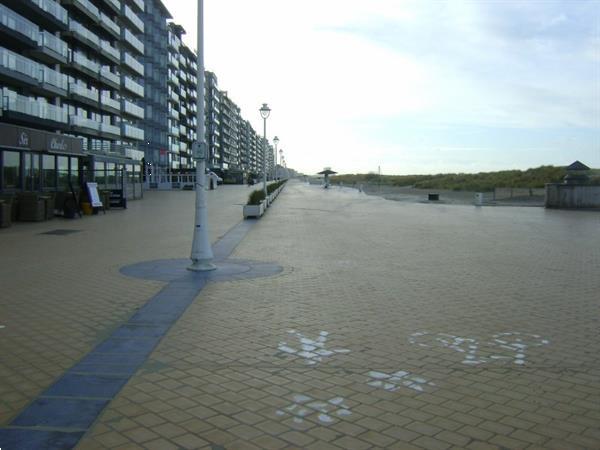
[247,189,265,205]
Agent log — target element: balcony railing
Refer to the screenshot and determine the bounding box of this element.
[2,93,68,123]
[69,83,99,102]
[70,115,101,131]
[122,99,144,119]
[122,52,144,76]
[40,66,68,90]
[99,67,119,85]
[122,76,144,97]
[72,51,100,73]
[68,20,100,48]
[105,0,121,12]
[100,94,119,110]
[121,28,143,55]
[0,4,39,43]
[0,47,39,81]
[29,0,68,27]
[69,0,100,22]
[130,0,144,12]
[38,31,68,59]
[100,122,120,135]
[122,5,144,33]
[122,123,144,140]
[100,12,120,36]
[169,108,179,120]
[102,41,120,61]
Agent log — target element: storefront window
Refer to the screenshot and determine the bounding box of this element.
[42,154,56,189]
[2,151,20,189]
[70,157,79,188]
[107,162,116,186]
[94,161,105,185]
[58,156,69,190]
[24,153,40,191]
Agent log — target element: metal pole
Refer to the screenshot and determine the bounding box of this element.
[274,140,278,181]
[188,0,215,272]
[262,118,267,198]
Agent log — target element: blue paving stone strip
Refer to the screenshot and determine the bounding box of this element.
[0,219,282,449]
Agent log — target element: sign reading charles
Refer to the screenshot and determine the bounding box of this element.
[50,137,68,152]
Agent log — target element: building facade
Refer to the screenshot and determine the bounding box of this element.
[0,0,145,196]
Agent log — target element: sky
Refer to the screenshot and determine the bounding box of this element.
[162,0,600,175]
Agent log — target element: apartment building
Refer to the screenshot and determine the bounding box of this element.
[0,0,145,195]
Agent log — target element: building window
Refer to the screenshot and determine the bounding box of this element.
[2,151,20,189]
[42,154,56,189]
[70,157,79,188]
[58,156,69,190]
[24,153,40,191]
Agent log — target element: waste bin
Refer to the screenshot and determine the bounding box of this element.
[474,192,484,205]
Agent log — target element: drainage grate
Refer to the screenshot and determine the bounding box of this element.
[40,229,82,236]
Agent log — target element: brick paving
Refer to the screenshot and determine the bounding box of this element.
[2,181,600,449]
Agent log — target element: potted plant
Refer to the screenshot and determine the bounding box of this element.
[243,189,266,218]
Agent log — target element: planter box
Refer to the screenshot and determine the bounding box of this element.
[243,203,263,218]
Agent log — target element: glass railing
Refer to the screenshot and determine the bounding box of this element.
[122,99,144,118]
[29,0,68,26]
[2,93,68,123]
[40,66,68,90]
[131,0,144,12]
[0,47,39,80]
[122,28,144,54]
[122,123,144,140]
[69,20,100,47]
[69,83,99,102]
[123,5,144,33]
[70,115,101,130]
[100,122,120,135]
[0,4,39,42]
[100,12,120,36]
[100,94,119,110]
[38,31,68,59]
[73,0,99,20]
[102,41,120,61]
[72,52,100,73]
[122,76,144,97]
[99,67,119,85]
[169,108,179,119]
[122,53,144,76]
[106,0,121,11]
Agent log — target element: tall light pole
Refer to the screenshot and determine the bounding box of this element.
[279,149,284,178]
[259,103,270,198]
[273,136,279,180]
[188,0,215,272]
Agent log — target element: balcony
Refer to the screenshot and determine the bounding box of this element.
[0,47,39,86]
[99,67,120,88]
[169,90,178,102]
[169,108,179,120]
[39,66,68,93]
[100,94,120,112]
[99,12,120,38]
[168,34,180,51]
[121,99,144,119]
[62,0,99,23]
[67,20,100,50]
[100,122,120,137]
[71,52,100,79]
[70,115,101,132]
[130,0,144,12]
[101,0,121,15]
[2,93,68,124]
[169,125,179,136]
[36,31,68,63]
[25,0,68,30]
[69,83,99,105]
[121,28,143,55]
[122,52,144,77]
[101,41,120,64]
[122,123,144,141]
[179,125,186,136]
[122,5,144,34]
[167,54,179,69]
[0,4,39,46]
[121,76,143,97]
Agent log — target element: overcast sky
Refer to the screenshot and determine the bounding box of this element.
[163,0,600,175]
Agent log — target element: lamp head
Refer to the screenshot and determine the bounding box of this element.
[273,136,279,145]
[259,103,271,119]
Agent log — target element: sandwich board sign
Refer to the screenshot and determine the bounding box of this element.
[86,182,103,208]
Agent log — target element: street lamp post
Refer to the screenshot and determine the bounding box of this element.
[259,103,270,199]
[273,136,279,181]
[188,0,215,272]
[279,149,283,179]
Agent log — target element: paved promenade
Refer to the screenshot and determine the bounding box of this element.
[1,181,599,449]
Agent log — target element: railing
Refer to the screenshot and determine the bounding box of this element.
[72,0,99,21]
[38,31,68,59]
[2,93,68,123]
[122,123,144,140]
[0,4,39,42]
[169,108,179,120]
[0,47,39,80]
[130,0,144,12]
[40,66,68,90]
[105,0,121,12]
[99,67,119,85]
[122,28,143,54]
[100,12,119,35]
[70,115,101,130]
[28,0,68,26]
[100,122,120,135]
[122,52,144,76]
[69,83,99,102]
[69,20,100,47]
[122,5,144,33]
[72,51,100,73]
[100,94,120,110]
[122,99,144,119]
[122,76,144,97]
[102,41,120,61]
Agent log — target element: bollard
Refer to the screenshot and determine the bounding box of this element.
[474,192,484,206]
